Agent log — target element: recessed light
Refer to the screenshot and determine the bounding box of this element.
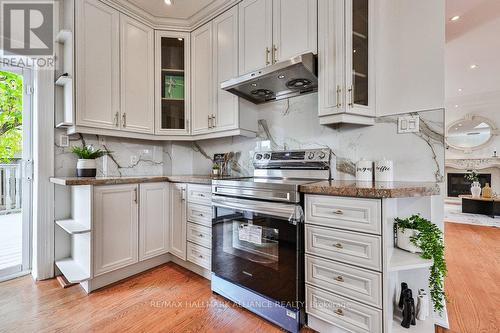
[458,123,463,127]
[470,64,478,69]
[278,75,285,79]
[164,0,172,5]
[454,105,459,108]
[251,83,257,87]
[458,88,463,92]
[450,15,460,21]
[353,49,357,53]
[178,38,183,41]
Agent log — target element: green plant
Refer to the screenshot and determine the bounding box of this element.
[464,170,479,183]
[395,214,447,314]
[71,145,107,159]
[0,70,23,162]
[212,163,220,170]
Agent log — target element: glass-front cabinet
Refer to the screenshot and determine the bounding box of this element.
[155,31,191,135]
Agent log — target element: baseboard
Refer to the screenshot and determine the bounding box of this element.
[169,255,211,280]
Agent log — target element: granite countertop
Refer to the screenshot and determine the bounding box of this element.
[299,180,441,198]
[50,175,244,186]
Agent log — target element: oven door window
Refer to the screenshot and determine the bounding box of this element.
[212,206,300,304]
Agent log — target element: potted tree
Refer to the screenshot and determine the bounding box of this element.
[465,170,481,198]
[395,215,447,314]
[71,145,107,177]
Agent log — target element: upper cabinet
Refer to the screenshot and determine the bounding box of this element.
[238,0,317,75]
[155,31,191,135]
[75,0,120,130]
[318,0,375,125]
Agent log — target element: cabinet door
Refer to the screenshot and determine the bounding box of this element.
[155,31,191,135]
[345,0,375,116]
[76,0,120,129]
[272,0,317,63]
[169,183,187,260]
[139,183,170,261]
[213,6,239,132]
[93,184,138,276]
[120,14,154,134]
[318,0,345,117]
[238,0,273,74]
[191,22,213,135]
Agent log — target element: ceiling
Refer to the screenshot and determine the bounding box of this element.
[125,0,224,20]
[445,0,500,126]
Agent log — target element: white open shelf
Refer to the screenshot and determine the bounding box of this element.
[55,258,90,283]
[56,29,72,43]
[55,219,90,234]
[55,75,72,86]
[392,319,436,333]
[389,248,433,272]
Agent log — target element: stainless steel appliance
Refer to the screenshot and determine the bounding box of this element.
[220,53,317,104]
[211,149,331,333]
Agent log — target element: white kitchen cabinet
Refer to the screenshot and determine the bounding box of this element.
[120,14,154,134]
[238,0,273,74]
[191,22,214,135]
[139,183,170,261]
[272,0,317,62]
[169,183,187,260]
[93,184,139,277]
[76,0,120,129]
[318,0,376,125]
[155,31,191,136]
[238,0,317,75]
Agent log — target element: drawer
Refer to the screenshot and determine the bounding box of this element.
[187,203,212,227]
[305,255,382,308]
[306,285,382,333]
[187,242,211,270]
[187,222,211,249]
[305,195,381,235]
[305,225,382,271]
[187,184,212,205]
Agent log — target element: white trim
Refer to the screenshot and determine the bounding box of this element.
[0,270,31,283]
[31,69,55,281]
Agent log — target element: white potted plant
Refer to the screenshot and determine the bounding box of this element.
[465,170,481,198]
[71,145,107,177]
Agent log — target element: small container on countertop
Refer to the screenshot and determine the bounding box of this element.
[375,159,394,182]
[356,159,373,182]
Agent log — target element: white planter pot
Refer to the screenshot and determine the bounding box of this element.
[396,227,422,253]
[470,181,481,198]
[77,159,97,177]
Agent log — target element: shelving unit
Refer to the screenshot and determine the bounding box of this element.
[55,74,72,86]
[388,248,433,272]
[55,219,90,234]
[391,319,436,333]
[55,28,74,128]
[55,258,90,283]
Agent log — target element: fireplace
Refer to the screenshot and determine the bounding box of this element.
[447,173,492,197]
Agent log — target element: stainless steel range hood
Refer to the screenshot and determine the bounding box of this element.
[221,53,317,104]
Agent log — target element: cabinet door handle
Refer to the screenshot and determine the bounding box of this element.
[212,114,216,128]
[336,86,342,108]
[122,113,127,127]
[208,115,211,128]
[114,112,119,127]
[133,188,137,204]
[333,209,344,215]
[273,45,278,64]
[348,85,354,107]
[181,188,186,201]
[265,47,271,65]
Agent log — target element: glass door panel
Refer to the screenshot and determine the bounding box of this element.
[160,37,186,130]
[351,0,369,106]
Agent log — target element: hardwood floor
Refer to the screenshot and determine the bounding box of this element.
[0,262,313,333]
[442,222,500,333]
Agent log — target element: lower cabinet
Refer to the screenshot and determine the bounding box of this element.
[139,182,170,261]
[169,183,188,260]
[93,184,139,277]
[186,184,212,270]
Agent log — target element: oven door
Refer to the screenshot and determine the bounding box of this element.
[212,195,304,305]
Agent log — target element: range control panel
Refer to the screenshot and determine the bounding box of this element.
[253,149,331,168]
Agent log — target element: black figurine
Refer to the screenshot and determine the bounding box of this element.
[398,282,408,309]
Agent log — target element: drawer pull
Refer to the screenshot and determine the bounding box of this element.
[333,209,344,215]
[199,193,205,197]
[333,243,343,249]
[198,233,204,238]
[335,308,344,316]
[334,276,344,282]
[198,254,204,259]
[198,213,204,217]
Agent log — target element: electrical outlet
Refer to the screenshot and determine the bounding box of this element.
[398,115,420,133]
[130,155,139,165]
[59,135,69,147]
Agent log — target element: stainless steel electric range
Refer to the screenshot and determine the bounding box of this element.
[210,149,332,333]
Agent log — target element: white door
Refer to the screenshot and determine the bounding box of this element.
[76,0,120,129]
[213,6,239,132]
[238,0,273,74]
[0,64,32,281]
[120,14,154,134]
[139,182,170,261]
[191,22,213,135]
[272,0,317,63]
[93,184,138,276]
[169,183,187,260]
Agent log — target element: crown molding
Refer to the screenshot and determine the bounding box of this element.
[101,0,240,31]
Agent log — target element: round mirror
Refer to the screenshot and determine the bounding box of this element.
[446,115,496,151]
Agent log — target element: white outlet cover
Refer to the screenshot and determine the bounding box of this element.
[59,135,69,147]
[130,155,139,165]
[398,115,420,133]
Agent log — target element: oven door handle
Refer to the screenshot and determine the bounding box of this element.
[212,195,303,221]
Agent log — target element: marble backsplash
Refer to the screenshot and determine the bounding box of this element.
[55,93,444,183]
